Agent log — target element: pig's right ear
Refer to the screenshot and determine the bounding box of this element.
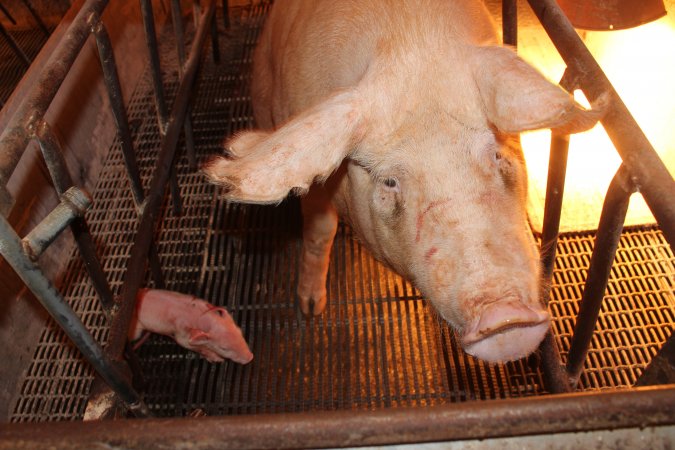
[202,90,365,204]
[472,46,606,134]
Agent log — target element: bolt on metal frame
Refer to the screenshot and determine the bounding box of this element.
[0,0,219,417]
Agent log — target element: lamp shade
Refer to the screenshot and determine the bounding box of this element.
[557,0,667,30]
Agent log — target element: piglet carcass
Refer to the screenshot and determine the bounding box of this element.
[204,0,604,362]
[129,288,253,364]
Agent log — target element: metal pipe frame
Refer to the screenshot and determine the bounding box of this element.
[21,186,92,260]
[105,0,216,360]
[526,0,675,250]
[1,385,674,449]
[566,165,637,384]
[0,211,149,417]
[0,0,109,215]
[34,121,115,311]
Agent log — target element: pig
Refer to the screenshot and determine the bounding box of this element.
[129,288,253,364]
[203,0,604,362]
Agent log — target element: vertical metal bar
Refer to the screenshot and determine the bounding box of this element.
[90,16,145,207]
[0,21,32,68]
[34,121,115,311]
[565,165,636,384]
[0,213,150,417]
[222,0,230,29]
[139,0,169,130]
[502,0,517,47]
[19,0,50,36]
[210,6,221,63]
[170,0,198,169]
[139,0,183,216]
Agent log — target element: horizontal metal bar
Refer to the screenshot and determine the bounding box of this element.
[566,165,636,384]
[21,186,92,260]
[105,0,216,361]
[0,0,109,215]
[0,212,149,416]
[526,0,675,251]
[2,386,674,449]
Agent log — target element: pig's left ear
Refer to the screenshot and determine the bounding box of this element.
[203,90,364,204]
[472,46,606,134]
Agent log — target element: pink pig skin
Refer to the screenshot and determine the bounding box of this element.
[128,288,253,364]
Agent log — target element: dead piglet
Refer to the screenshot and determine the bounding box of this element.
[129,288,253,364]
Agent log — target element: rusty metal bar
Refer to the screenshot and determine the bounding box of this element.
[3,386,675,449]
[0,21,31,67]
[0,212,149,417]
[170,0,198,169]
[502,0,517,47]
[526,0,675,251]
[19,0,50,36]
[0,2,17,24]
[0,0,109,214]
[105,0,215,364]
[89,14,167,289]
[90,15,145,207]
[566,165,637,384]
[34,121,115,311]
[222,0,229,28]
[21,187,92,260]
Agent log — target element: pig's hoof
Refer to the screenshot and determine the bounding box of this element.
[299,294,327,316]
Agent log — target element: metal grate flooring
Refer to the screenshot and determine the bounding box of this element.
[9,2,675,422]
[0,28,52,107]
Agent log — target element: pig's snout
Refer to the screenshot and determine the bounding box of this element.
[461,299,550,363]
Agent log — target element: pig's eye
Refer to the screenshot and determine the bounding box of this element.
[382,177,399,190]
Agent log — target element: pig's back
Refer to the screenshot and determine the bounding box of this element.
[251,0,498,129]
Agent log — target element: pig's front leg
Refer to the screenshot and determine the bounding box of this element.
[298,186,338,315]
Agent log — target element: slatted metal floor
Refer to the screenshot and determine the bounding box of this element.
[9,2,675,422]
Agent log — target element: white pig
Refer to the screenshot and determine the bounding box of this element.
[203,0,603,362]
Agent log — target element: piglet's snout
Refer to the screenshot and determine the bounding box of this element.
[461,299,550,363]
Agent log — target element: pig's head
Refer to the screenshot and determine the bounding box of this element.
[183,307,254,364]
[203,45,604,362]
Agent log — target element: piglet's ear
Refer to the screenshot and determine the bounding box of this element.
[203,90,365,204]
[472,46,606,135]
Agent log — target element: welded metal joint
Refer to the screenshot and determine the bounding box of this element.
[22,187,93,261]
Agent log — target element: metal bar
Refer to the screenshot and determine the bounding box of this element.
[34,121,115,311]
[0,0,110,214]
[21,187,92,260]
[170,0,198,169]
[538,130,572,394]
[139,0,183,217]
[2,386,675,449]
[139,0,169,131]
[19,0,50,36]
[566,165,636,384]
[502,0,517,47]
[0,2,18,24]
[0,20,31,67]
[526,0,675,251]
[210,7,220,63]
[0,213,150,417]
[90,16,146,207]
[222,0,229,28]
[106,0,215,364]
